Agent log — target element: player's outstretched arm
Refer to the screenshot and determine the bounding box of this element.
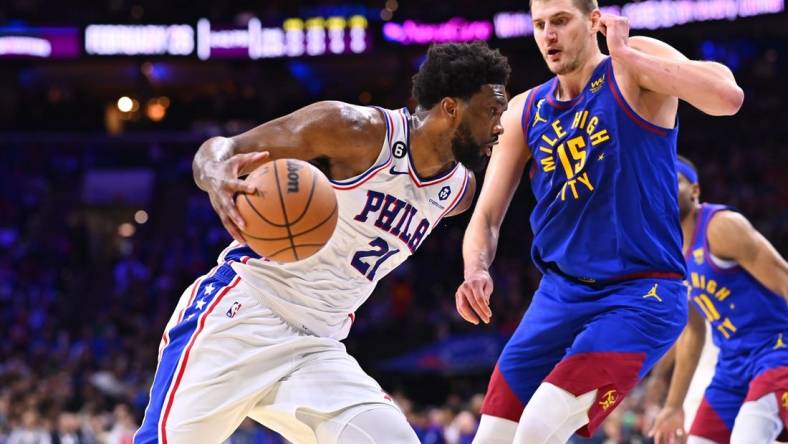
[707,211,788,302]
[193,101,383,243]
[650,306,706,444]
[600,15,744,116]
[456,92,531,325]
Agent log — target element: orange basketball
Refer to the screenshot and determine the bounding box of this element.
[236,159,338,262]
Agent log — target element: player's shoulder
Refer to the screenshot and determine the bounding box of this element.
[304,101,387,148]
[508,89,533,110]
[706,209,753,255]
[307,101,384,130]
[707,209,751,237]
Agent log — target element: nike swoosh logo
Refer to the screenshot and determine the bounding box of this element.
[389,167,409,175]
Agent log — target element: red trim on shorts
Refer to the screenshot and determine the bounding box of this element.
[745,366,788,402]
[543,351,645,437]
[608,271,684,283]
[160,276,242,444]
[480,364,525,422]
[688,398,731,443]
[745,366,788,435]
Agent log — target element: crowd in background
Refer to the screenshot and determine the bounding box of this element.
[1,16,786,444]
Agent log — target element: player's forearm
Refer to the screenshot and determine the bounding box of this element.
[651,343,676,384]
[664,324,705,408]
[462,212,499,277]
[193,136,237,191]
[616,47,744,116]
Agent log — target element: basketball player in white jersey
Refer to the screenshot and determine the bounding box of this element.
[134,42,510,444]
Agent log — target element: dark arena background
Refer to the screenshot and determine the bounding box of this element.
[1,0,786,442]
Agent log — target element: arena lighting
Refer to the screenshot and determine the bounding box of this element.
[85,24,195,55]
[382,17,493,45]
[134,210,149,224]
[0,26,80,58]
[118,223,136,238]
[117,96,134,113]
[197,15,369,60]
[493,0,785,38]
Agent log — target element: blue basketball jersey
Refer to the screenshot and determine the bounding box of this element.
[523,57,685,282]
[686,203,788,377]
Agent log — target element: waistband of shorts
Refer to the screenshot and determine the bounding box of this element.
[545,263,683,286]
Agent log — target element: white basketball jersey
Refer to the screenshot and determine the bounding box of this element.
[218,107,471,340]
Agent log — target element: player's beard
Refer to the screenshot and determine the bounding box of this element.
[550,55,582,75]
[451,121,487,172]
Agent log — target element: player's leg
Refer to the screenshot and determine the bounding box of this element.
[248,338,419,444]
[474,414,519,444]
[730,366,788,444]
[512,382,596,443]
[514,277,688,442]
[685,371,747,443]
[134,271,297,444]
[303,404,418,444]
[473,273,588,443]
[730,394,782,443]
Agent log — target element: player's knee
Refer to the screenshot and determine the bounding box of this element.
[730,396,782,444]
[514,383,594,444]
[472,414,517,444]
[317,404,419,444]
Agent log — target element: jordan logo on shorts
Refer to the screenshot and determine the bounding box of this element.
[774,333,786,350]
[599,389,617,411]
[781,392,788,410]
[643,284,662,302]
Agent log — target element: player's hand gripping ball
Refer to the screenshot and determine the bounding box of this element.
[236,159,338,262]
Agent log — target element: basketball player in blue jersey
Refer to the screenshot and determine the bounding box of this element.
[134,42,510,444]
[454,0,744,441]
[649,156,788,444]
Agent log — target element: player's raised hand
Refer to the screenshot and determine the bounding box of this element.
[455,269,493,325]
[598,14,631,58]
[649,406,687,444]
[202,151,271,244]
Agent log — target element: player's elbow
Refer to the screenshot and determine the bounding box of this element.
[715,84,744,116]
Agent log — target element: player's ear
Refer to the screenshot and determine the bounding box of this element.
[440,97,459,121]
[589,9,602,32]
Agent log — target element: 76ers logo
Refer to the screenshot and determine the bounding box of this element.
[438,186,452,201]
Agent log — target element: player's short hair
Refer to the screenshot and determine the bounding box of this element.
[530,0,599,15]
[411,41,511,110]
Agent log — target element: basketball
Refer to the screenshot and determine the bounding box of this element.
[236,159,338,262]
